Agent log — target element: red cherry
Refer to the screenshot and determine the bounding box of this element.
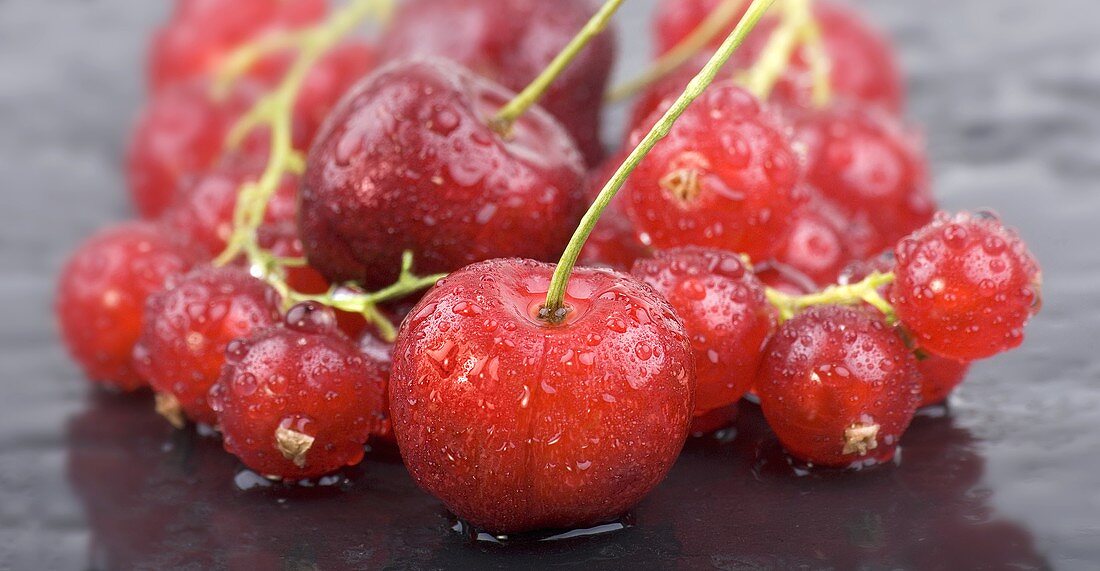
[789,102,935,258]
[299,58,586,289]
[623,81,804,261]
[126,80,264,218]
[210,302,389,480]
[378,0,615,165]
[56,222,200,390]
[632,248,776,417]
[756,306,921,468]
[292,40,377,148]
[134,266,283,426]
[890,211,1042,361]
[359,332,396,443]
[916,355,972,407]
[578,154,651,271]
[391,259,695,533]
[148,0,328,92]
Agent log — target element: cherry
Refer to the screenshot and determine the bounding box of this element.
[756,305,920,468]
[292,40,377,148]
[653,0,746,56]
[126,79,264,218]
[358,332,395,443]
[56,222,200,391]
[133,266,283,427]
[632,247,776,417]
[916,355,972,407]
[390,258,695,533]
[148,0,328,92]
[890,211,1042,361]
[299,58,586,289]
[578,154,651,271]
[210,302,389,480]
[789,102,935,259]
[623,81,804,261]
[377,0,616,165]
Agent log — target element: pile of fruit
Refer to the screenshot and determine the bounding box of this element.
[56,0,1042,536]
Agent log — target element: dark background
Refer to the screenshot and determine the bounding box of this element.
[2,0,1099,569]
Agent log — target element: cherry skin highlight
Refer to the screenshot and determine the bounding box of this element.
[300,58,586,289]
[890,211,1042,361]
[210,302,389,480]
[623,81,804,261]
[390,259,695,534]
[56,221,200,391]
[133,266,283,427]
[632,248,776,417]
[916,355,972,407]
[756,306,921,468]
[378,0,615,165]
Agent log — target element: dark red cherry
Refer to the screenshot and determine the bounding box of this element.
[378,0,615,165]
[56,222,200,390]
[623,81,804,261]
[632,248,776,417]
[391,259,695,533]
[756,306,921,468]
[134,266,283,426]
[299,58,586,289]
[292,40,377,148]
[210,302,389,480]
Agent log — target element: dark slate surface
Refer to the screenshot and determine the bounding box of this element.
[1,0,1099,569]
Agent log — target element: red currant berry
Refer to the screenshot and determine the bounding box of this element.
[770,199,852,287]
[756,306,921,468]
[56,222,200,390]
[632,248,776,416]
[300,58,586,289]
[916,354,971,407]
[391,259,695,533]
[890,211,1042,361]
[134,266,283,427]
[210,302,389,480]
[623,81,804,261]
[378,0,615,165]
[148,0,327,92]
[789,102,935,258]
[127,80,264,218]
[578,154,651,271]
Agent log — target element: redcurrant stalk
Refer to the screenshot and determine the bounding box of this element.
[764,271,897,323]
[738,0,830,106]
[542,0,779,318]
[490,0,625,135]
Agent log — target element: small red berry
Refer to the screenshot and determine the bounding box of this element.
[56,222,200,390]
[134,266,283,427]
[391,259,695,533]
[890,211,1042,361]
[624,81,804,261]
[632,248,776,417]
[916,355,972,407]
[756,306,921,468]
[210,302,389,480]
[770,199,852,287]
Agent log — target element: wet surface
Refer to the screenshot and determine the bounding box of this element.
[2,0,1099,569]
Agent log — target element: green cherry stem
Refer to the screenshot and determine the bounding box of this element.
[491,0,624,134]
[765,271,897,323]
[606,0,746,103]
[541,0,778,317]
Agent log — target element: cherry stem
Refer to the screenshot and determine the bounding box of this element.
[491,0,624,134]
[542,0,779,317]
[738,0,830,105]
[606,0,746,103]
[765,271,897,323]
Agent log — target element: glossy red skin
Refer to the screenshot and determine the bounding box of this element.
[771,199,852,287]
[789,102,935,259]
[378,0,615,165]
[391,259,695,534]
[578,154,652,271]
[652,0,903,112]
[359,333,396,443]
[148,0,327,92]
[127,80,264,218]
[623,82,804,261]
[210,303,389,480]
[292,41,377,148]
[300,58,587,289]
[890,211,1042,361]
[56,222,200,390]
[756,306,921,468]
[632,248,776,416]
[133,266,283,426]
[162,160,298,257]
[917,355,972,407]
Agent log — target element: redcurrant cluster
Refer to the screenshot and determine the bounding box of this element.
[56,0,1042,537]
